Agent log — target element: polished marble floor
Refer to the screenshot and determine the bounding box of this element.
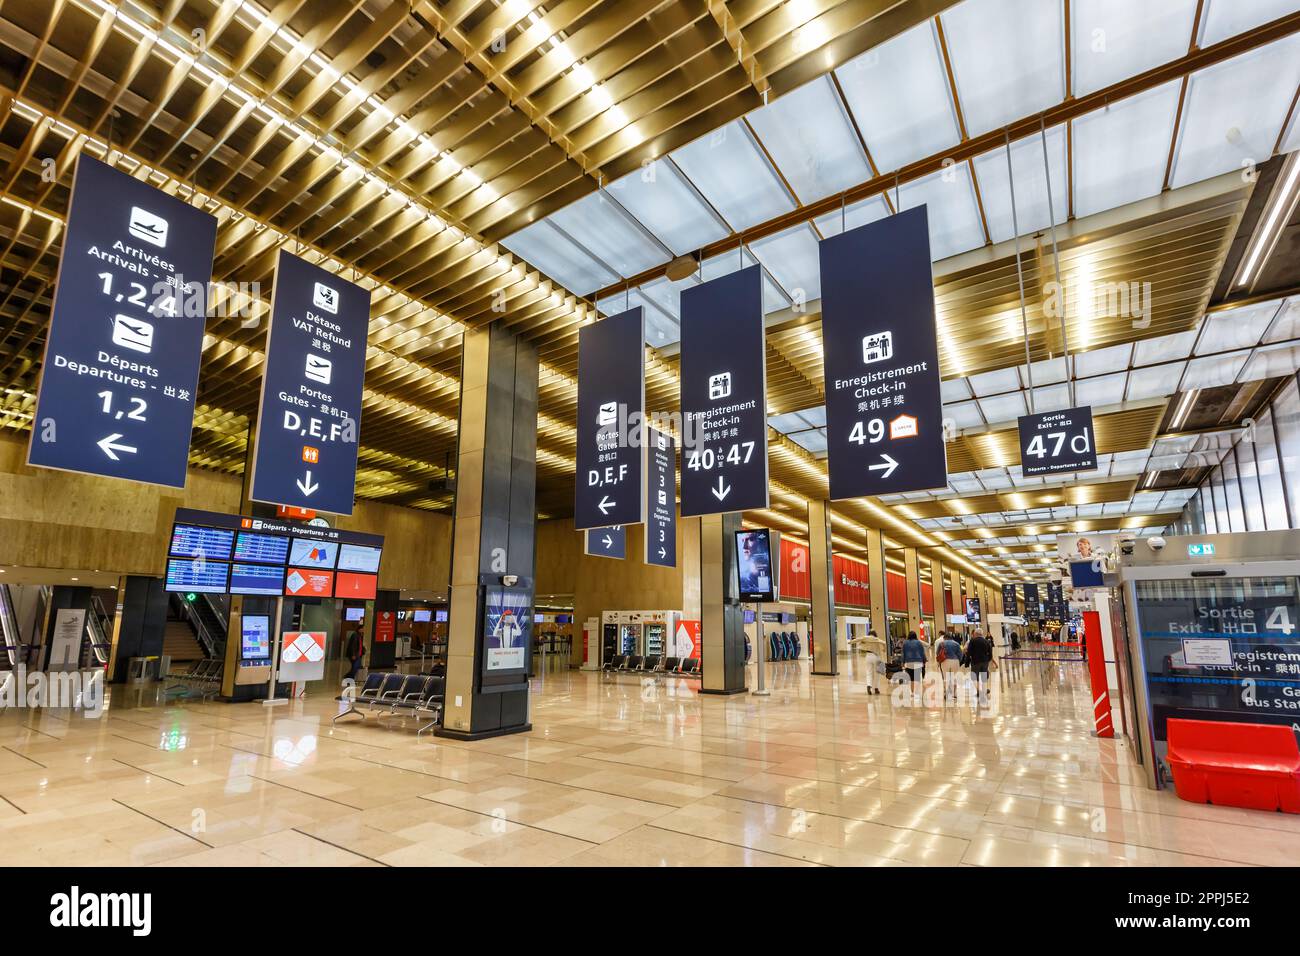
[0,653,1296,866]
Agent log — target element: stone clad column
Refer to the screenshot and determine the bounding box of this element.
[700,512,746,694]
[807,499,837,675]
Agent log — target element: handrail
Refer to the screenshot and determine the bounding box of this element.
[0,583,20,668]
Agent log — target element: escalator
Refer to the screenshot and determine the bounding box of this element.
[84,594,112,667]
[0,583,21,671]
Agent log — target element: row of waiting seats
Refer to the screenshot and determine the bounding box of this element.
[334,672,445,735]
[165,659,223,699]
[602,654,699,677]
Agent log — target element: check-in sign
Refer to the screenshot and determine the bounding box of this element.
[575,307,645,530]
[28,154,217,487]
[820,206,947,497]
[679,265,769,516]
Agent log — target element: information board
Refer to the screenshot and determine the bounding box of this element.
[1001,583,1019,617]
[645,427,676,568]
[679,266,769,516]
[574,307,645,530]
[249,250,370,515]
[1017,405,1097,477]
[28,154,218,487]
[820,206,947,497]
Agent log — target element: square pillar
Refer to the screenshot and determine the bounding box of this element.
[866,527,887,639]
[700,512,746,695]
[904,548,922,637]
[807,499,837,675]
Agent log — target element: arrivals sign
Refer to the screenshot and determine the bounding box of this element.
[28,154,218,487]
[575,307,645,530]
[820,206,947,497]
[249,250,370,515]
[679,265,769,516]
[645,427,676,568]
[1017,405,1097,477]
[1002,583,1019,617]
[584,525,626,560]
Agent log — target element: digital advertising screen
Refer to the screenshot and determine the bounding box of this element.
[169,524,234,560]
[965,597,982,624]
[412,609,432,623]
[333,571,377,600]
[233,531,290,565]
[1070,560,1105,588]
[165,558,229,593]
[336,543,382,573]
[734,529,776,602]
[240,615,271,661]
[284,567,334,598]
[344,607,365,622]
[289,538,338,568]
[484,586,531,674]
[229,562,285,596]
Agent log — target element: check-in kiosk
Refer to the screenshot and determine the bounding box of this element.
[1120,531,1300,790]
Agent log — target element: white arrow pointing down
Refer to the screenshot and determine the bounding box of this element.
[97,434,137,460]
[711,476,731,501]
[297,470,319,496]
[869,454,899,479]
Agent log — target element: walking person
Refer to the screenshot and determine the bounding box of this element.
[937,631,963,701]
[902,631,927,701]
[343,626,365,683]
[966,628,993,705]
[863,629,886,695]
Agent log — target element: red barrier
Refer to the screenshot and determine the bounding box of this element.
[1167,718,1300,813]
[1082,610,1113,737]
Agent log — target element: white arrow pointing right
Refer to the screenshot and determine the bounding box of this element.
[869,453,899,479]
[711,475,732,501]
[601,534,613,549]
[97,434,137,460]
[658,547,666,558]
[296,470,320,496]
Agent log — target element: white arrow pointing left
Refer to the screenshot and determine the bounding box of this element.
[598,495,615,515]
[97,434,137,460]
[297,470,319,496]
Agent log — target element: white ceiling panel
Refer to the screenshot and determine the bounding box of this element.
[970,366,1022,396]
[897,164,987,260]
[1072,81,1181,218]
[1170,34,1300,188]
[945,399,985,429]
[1134,328,1198,365]
[835,20,959,172]
[548,190,670,280]
[609,159,728,255]
[972,125,1069,243]
[500,219,618,295]
[748,224,823,303]
[746,75,871,204]
[1195,301,1280,354]
[670,120,794,231]
[1071,0,1199,96]
[1183,349,1250,387]
[1264,298,1300,342]
[979,391,1029,423]
[813,195,891,237]
[1074,342,1133,377]
[1075,371,1129,407]
[1200,0,1300,46]
[1128,362,1184,399]
[942,0,1066,137]
[941,377,973,402]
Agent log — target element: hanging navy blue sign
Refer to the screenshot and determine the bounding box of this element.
[820,206,947,497]
[585,525,626,560]
[28,154,217,487]
[249,250,370,515]
[645,427,677,568]
[1018,405,1097,477]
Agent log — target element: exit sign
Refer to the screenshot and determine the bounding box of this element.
[1188,543,1216,557]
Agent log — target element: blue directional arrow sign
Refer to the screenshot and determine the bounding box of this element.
[584,525,626,560]
[249,250,370,515]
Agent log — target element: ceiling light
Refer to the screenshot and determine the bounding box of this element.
[1170,389,1199,431]
[1238,154,1300,288]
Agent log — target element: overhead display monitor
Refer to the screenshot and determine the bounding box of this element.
[679,266,769,517]
[734,529,776,603]
[233,531,290,565]
[334,571,377,600]
[344,607,365,622]
[1070,560,1105,588]
[412,609,432,623]
[435,610,448,622]
[229,562,285,596]
[249,249,371,515]
[240,615,271,661]
[574,307,645,530]
[27,154,218,488]
[289,538,338,568]
[168,524,235,560]
[285,567,334,598]
[336,543,382,573]
[1017,405,1097,477]
[165,558,229,594]
[820,206,948,497]
[644,427,677,568]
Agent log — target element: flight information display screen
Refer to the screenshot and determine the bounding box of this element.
[233,532,290,565]
[334,572,377,600]
[165,558,229,593]
[289,539,338,568]
[169,524,234,560]
[229,563,285,596]
[337,543,382,573]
